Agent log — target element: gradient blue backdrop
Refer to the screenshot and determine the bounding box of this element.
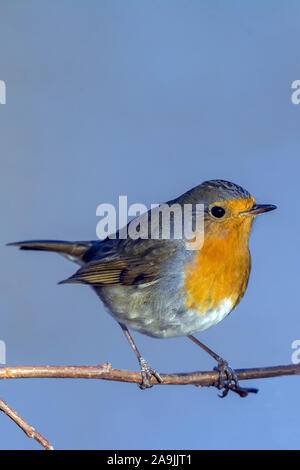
[0,1,299,450]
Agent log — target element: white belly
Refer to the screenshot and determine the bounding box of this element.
[189,297,235,333]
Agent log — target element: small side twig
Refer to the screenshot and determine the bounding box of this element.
[0,396,53,450]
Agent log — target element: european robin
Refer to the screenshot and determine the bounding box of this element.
[8,180,276,397]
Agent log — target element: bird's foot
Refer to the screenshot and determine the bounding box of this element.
[214,359,258,398]
[139,357,164,390]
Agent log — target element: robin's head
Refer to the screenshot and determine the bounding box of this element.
[180,179,277,241]
[183,181,276,312]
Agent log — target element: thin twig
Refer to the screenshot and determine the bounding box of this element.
[0,396,53,450]
[0,362,299,386]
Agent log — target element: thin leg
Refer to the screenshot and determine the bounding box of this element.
[119,323,163,389]
[188,335,258,398]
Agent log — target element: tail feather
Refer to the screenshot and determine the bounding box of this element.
[7,240,93,263]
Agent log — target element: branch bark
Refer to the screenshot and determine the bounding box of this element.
[1,362,299,386]
[1,362,299,449]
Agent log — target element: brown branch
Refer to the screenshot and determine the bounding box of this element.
[1,362,299,449]
[1,362,299,386]
[0,396,53,450]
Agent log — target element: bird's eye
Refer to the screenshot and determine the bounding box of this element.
[210,206,226,218]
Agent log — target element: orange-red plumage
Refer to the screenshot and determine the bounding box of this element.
[184,197,255,315]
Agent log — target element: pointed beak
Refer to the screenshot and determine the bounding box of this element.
[244,204,277,216]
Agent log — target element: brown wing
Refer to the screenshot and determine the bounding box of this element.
[59,239,177,286]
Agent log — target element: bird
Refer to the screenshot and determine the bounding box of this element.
[8,179,276,397]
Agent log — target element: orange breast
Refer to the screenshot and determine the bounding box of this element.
[184,218,252,315]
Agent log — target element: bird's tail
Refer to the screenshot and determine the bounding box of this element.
[7,240,94,263]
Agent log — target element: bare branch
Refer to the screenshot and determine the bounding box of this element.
[0,396,53,450]
[1,362,299,448]
[0,362,299,386]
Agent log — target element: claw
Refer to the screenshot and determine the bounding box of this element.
[214,359,258,398]
[139,357,164,390]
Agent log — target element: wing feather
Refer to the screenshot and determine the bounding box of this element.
[59,240,177,286]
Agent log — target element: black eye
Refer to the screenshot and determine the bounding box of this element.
[211,206,226,218]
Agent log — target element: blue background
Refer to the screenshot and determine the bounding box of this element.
[0,1,299,450]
